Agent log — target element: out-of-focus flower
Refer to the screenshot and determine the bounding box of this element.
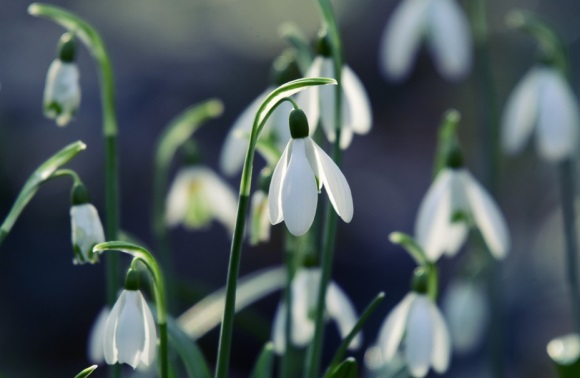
[415,166,510,261]
[501,65,579,162]
[296,37,372,149]
[249,190,271,245]
[43,33,81,126]
[104,289,157,370]
[88,306,110,364]
[70,184,105,265]
[378,291,450,377]
[442,279,489,354]
[269,109,353,236]
[379,0,472,82]
[165,166,237,235]
[272,267,361,354]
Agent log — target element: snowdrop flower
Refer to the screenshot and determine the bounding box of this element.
[249,190,271,245]
[501,65,579,162]
[104,289,157,369]
[165,166,237,235]
[442,279,489,354]
[43,33,81,126]
[415,150,510,261]
[70,184,105,265]
[88,306,110,364]
[379,0,472,82]
[378,272,450,378]
[272,267,361,354]
[296,36,372,149]
[269,109,353,236]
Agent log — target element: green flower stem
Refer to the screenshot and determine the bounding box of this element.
[94,241,169,378]
[559,160,580,333]
[427,263,439,302]
[51,169,82,185]
[28,2,121,315]
[389,232,429,266]
[214,79,336,378]
[305,1,344,377]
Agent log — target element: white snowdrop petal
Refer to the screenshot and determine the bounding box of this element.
[536,68,580,161]
[220,89,269,176]
[462,171,510,258]
[296,57,323,135]
[282,139,318,236]
[268,141,292,224]
[165,171,191,227]
[405,296,434,378]
[342,65,372,135]
[326,282,361,350]
[442,222,469,257]
[88,307,110,363]
[379,0,430,81]
[319,58,338,143]
[44,60,81,126]
[378,293,415,361]
[71,203,105,263]
[501,68,541,155]
[104,292,125,365]
[139,291,157,367]
[427,0,472,80]
[116,291,146,369]
[429,301,451,373]
[291,269,317,346]
[199,168,238,236]
[272,303,287,354]
[307,139,353,222]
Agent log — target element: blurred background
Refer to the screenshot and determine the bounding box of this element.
[1,0,580,377]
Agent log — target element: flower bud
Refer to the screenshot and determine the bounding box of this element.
[289,109,309,139]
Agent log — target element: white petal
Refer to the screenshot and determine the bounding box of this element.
[139,291,157,367]
[405,295,434,378]
[165,170,191,227]
[291,269,319,346]
[220,89,269,176]
[318,58,338,143]
[198,168,238,235]
[429,300,451,373]
[268,140,292,225]
[295,57,323,135]
[379,0,430,81]
[281,139,318,236]
[536,68,580,161]
[43,60,81,126]
[104,291,126,365]
[461,170,510,258]
[305,138,353,222]
[272,303,287,354]
[378,293,415,361]
[88,307,109,363]
[116,291,146,369]
[501,68,541,155]
[427,0,472,80]
[326,282,361,350]
[342,64,373,136]
[71,203,105,264]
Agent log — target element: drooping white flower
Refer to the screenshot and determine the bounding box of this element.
[272,267,361,354]
[165,166,237,235]
[442,279,489,354]
[415,167,510,261]
[379,0,472,82]
[104,290,157,370]
[71,203,106,265]
[378,292,450,378]
[249,189,271,245]
[88,306,110,364]
[501,65,580,162]
[296,55,372,149]
[268,109,353,236]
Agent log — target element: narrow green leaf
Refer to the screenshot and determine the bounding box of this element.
[177,266,286,338]
[433,109,460,178]
[389,232,429,266]
[250,342,275,378]
[0,141,86,246]
[329,358,358,378]
[73,365,97,378]
[167,318,212,378]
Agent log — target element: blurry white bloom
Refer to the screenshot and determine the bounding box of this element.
[272,267,361,354]
[297,56,372,149]
[442,279,489,354]
[43,59,80,126]
[415,167,510,261]
[501,65,579,162]
[379,0,472,82]
[269,109,353,236]
[88,306,110,363]
[249,190,271,245]
[104,290,157,370]
[71,203,106,265]
[378,292,450,377]
[165,166,237,235]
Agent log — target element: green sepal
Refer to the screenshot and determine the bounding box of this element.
[249,342,275,378]
[289,109,310,139]
[548,334,580,378]
[71,182,90,205]
[316,31,333,58]
[411,267,429,294]
[433,109,462,176]
[73,365,97,378]
[124,267,140,291]
[0,141,86,247]
[328,358,358,378]
[58,32,76,62]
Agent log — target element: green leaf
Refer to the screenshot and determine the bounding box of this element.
[329,358,358,378]
[250,342,275,378]
[177,266,286,338]
[73,365,97,378]
[0,141,86,246]
[167,318,212,378]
